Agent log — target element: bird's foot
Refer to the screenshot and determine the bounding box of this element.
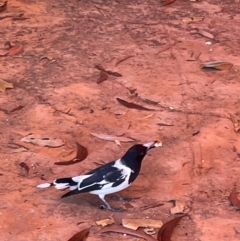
[99,204,123,212]
[113,194,135,202]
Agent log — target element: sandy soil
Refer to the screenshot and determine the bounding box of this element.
[1,0,240,240]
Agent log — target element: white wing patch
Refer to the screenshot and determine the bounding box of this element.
[90,159,132,195]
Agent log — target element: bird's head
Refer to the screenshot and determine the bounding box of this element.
[121,140,162,167]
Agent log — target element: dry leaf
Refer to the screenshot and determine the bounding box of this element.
[170,200,185,214]
[96,216,115,227]
[0,79,14,92]
[97,70,108,84]
[114,140,121,146]
[105,70,122,77]
[197,29,214,39]
[122,218,163,230]
[182,17,204,23]
[68,228,90,241]
[7,45,23,55]
[55,142,88,165]
[101,225,156,241]
[116,98,155,111]
[200,61,233,71]
[0,0,7,13]
[228,188,240,209]
[21,134,64,147]
[19,162,29,175]
[160,0,176,6]
[157,215,186,241]
[91,133,135,142]
[137,114,155,120]
[10,106,24,113]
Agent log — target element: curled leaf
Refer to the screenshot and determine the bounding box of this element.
[200,61,233,71]
[157,215,186,241]
[55,142,88,165]
[91,133,135,142]
[228,187,240,209]
[68,228,90,241]
[101,225,156,241]
[116,98,155,111]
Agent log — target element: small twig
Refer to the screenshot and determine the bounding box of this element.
[115,55,134,67]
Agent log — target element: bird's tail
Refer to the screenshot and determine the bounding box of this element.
[37,175,87,191]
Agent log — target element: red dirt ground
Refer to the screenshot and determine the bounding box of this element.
[1,0,240,240]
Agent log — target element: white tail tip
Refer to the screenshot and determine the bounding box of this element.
[37,183,51,188]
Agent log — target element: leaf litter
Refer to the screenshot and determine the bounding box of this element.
[200,61,233,71]
[122,218,163,230]
[54,142,88,165]
[101,225,156,241]
[91,133,135,142]
[96,216,115,227]
[116,98,155,111]
[170,200,185,215]
[21,134,64,147]
[0,79,14,92]
[157,214,186,241]
[68,227,90,241]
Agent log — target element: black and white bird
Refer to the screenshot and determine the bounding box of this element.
[37,140,162,211]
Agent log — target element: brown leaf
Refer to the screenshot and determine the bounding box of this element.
[105,70,122,77]
[157,215,186,241]
[10,105,24,113]
[0,1,7,13]
[54,142,88,165]
[197,29,214,39]
[115,55,134,67]
[228,188,240,209]
[97,70,108,84]
[0,79,14,92]
[91,133,135,142]
[96,216,115,227]
[182,17,204,23]
[160,0,176,6]
[68,228,90,241]
[19,162,29,175]
[122,218,163,230]
[7,45,23,55]
[116,98,155,111]
[101,225,157,241]
[200,61,233,71]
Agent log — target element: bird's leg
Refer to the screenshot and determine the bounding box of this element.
[113,194,135,202]
[98,194,123,212]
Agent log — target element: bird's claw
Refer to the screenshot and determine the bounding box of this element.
[99,205,123,212]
